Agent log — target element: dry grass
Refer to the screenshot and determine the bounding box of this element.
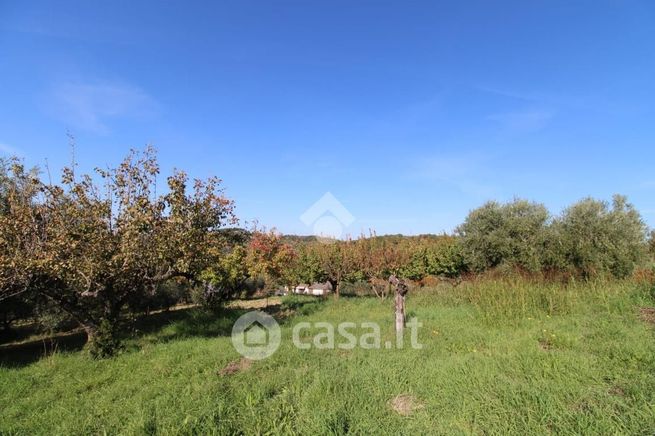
[389,394,424,416]
[218,357,253,376]
[224,297,282,310]
[639,307,655,325]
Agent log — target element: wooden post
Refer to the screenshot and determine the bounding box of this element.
[389,275,408,334]
[395,290,405,333]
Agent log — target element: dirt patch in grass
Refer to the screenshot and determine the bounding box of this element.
[225,298,281,310]
[638,307,655,325]
[538,338,552,351]
[218,357,252,376]
[267,307,296,321]
[608,385,626,397]
[389,394,424,416]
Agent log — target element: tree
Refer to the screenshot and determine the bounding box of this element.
[313,239,358,299]
[457,199,550,272]
[353,234,409,298]
[552,195,647,278]
[292,245,326,285]
[246,229,297,291]
[399,236,464,280]
[0,147,236,356]
[0,159,42,309]
[201,245,249,304]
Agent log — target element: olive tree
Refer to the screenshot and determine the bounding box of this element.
[456,199,550,272]
[552,195,647,278]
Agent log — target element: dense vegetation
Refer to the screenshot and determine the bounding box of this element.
[1,149,653,357]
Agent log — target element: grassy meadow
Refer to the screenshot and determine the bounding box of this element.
[1,279,655,435]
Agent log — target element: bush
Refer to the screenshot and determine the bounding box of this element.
[88,319,122,359]
[190,283,224,311]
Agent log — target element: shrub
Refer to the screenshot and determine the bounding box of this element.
[88,319,122,359]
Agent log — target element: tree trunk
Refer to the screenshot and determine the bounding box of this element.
[2,310,9,331]
[395,290,405,334]
[82,323,97,344]
[389,275,408,335]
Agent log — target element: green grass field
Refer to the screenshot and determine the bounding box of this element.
[1,280,655,435]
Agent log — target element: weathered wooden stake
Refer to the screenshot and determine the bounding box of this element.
[395,290,405,333]
[389,275,408,334]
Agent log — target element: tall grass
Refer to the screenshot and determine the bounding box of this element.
[416,276,653,323]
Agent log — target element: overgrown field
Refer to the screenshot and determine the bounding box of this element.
[2,280,655,435]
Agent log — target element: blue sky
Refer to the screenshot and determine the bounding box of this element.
[1,0,654,236]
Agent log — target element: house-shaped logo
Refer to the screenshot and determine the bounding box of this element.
[300,192,355,240]
[231,311,281,360]
[244,322,268,346]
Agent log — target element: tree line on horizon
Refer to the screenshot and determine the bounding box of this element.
[1,148,653,356]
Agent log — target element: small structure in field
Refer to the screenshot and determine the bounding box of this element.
[293,282,333,296]
[308,282,333,296]
[294,284,309,294]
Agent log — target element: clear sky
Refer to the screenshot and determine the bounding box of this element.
[1,0,654,236]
